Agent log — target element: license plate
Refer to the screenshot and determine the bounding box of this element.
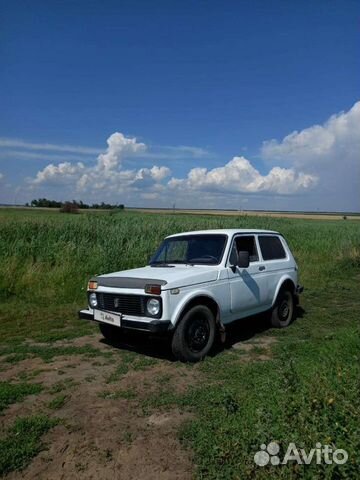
[94,309,121,327]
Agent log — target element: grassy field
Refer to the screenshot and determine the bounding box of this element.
[0,208,359,479]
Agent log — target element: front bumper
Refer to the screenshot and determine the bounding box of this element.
[78,309,172,333]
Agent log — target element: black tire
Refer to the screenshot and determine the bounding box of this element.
[271,289,294,328]
[99,322,122,341]
[171,305,216,362]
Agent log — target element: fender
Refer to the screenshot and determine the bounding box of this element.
[271,274,296,306]
[171,288,221,327]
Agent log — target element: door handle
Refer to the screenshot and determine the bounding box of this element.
[259,266,266,271]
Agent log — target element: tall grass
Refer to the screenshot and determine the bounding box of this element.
[0,210,359,305]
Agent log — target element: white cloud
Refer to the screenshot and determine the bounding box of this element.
[262,101,360,168]
[151,165,171,181]
[0,172,4,181]
[8,101,360,211]
[140,192,159,200]
[96,132,146,171]
[149,145,209,158]
[260,101,360,210]
[0,150,91,163]
[31,162,85,185]
[0,138,102,155]
[0,137,209,163]
[28,132,170,195]
[169,156,317,195]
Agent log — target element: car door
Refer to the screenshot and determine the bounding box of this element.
[227,234,269,318]
[257,235,290,304]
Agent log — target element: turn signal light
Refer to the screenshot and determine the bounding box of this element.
[88,280,98,290]
[145,284,161,295]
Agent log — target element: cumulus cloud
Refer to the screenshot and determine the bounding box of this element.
[16,101,360,210]
[136,166,171,182]
[32,162,85,185]
[262,101,360,168]
[169,156,317,195]
[28,132,170,196]
[96,132,146,171]
[260,101,360,210]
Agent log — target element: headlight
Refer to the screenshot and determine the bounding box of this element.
[89,292,98,308]
[146,298,160,316]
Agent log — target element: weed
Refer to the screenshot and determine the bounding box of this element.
[0,381,42,413]
[47,394,69,410]
[0,415,58,476]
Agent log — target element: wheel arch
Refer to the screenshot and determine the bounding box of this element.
[271,276,296,306]
[172,292,220,327]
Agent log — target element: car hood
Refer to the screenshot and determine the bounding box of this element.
[93,265,219,290]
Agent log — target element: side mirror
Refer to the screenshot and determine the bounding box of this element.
[237,251,250,268]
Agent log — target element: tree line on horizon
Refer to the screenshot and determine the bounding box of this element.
[27,198,124,210]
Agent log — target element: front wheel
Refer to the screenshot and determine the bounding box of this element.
[270,289,294,328]
[171,305,216,362]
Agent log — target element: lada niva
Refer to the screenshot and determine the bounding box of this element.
[79,229,303,362]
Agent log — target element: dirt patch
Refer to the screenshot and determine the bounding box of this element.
[6,404,193,480]
[2,334,197,479]
[231,335,277,361]
[2,332,276,478]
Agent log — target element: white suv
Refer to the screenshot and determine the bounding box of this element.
[79,229,303,362]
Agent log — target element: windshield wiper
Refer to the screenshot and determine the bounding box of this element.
[149,260,194,267]
[149,262,175,268]
[170,261,194,266]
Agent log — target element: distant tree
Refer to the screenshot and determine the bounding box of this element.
[30,197,124,210]
[31,198,62,208]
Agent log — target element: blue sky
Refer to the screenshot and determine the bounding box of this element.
[0,0,359,211]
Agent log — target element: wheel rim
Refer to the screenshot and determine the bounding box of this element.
[186,316,210,353]
[279,292,292,322]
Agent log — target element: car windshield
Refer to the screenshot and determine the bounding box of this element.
[150,234,227,266]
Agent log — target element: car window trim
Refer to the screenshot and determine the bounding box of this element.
[225,233,261,267]
[257,234,288,262]
[152,233,229,266]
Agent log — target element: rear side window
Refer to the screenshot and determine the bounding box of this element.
[258,236,286,261]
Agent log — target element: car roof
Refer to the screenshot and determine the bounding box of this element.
[166,229,279,238]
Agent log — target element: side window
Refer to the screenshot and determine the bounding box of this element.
[234,236,259,262]
[258,236,286,261]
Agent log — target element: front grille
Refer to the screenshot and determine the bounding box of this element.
[97,293,145,316]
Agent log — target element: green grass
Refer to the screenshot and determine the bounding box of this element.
[0,343,113,364]
[0,208,359,478]
[47,394,69,410]
[179,323,360,479]
[48,378,77,394]
[99,388,137,400]
[0,381,43,413]
[105,351,158,383]
[0,415,58,476]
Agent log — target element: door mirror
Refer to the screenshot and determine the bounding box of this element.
[237,251,250,268]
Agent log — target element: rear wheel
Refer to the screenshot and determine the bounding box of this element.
[99,322,122,341]
[271,289,294,328]
[171,305,216,362]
